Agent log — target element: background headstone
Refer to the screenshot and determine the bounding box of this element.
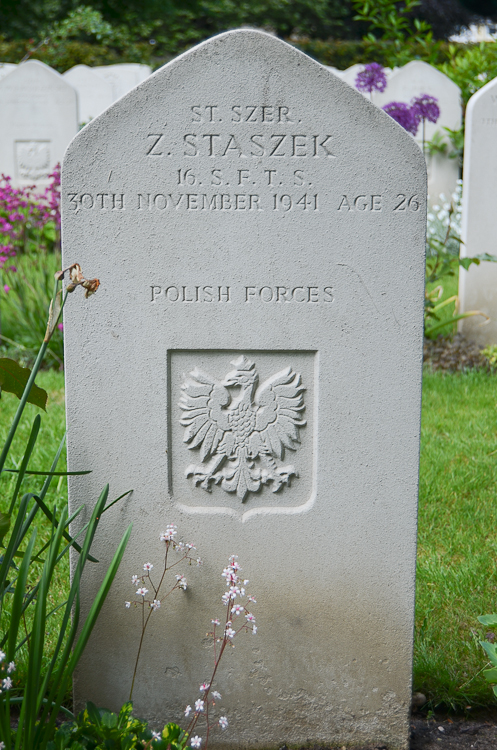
[62,30,426,750]
[93,63,152,101]
[374,61,462,204]
[0,60,77,187]
[63,64,114,125]
[459,76,497,345]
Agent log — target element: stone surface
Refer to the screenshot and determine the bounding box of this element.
[0,60,77,187]
[459,77,497,345]
[93,63,152,100]
[374,61,462,204]
[0,63,16,81]
[63,64,114,125]
[62,30,426,750]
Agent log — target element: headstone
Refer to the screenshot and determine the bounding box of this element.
[459,77,497,345]
[0,63,16,81]
[62,30,426,749]
[374,61,462,204]
[63,64,114,125]
[93,63,152,101]
[0,60,77,187]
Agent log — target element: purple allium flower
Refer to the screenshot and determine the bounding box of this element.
[382,102,419,136]
[410,94,440,124]
[355,63,387,94]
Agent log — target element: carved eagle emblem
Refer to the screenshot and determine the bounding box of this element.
[179,355,306,502]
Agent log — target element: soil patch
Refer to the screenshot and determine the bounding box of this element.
[423,334,490,373]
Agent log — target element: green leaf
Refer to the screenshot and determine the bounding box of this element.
[0,511,11,545]
[459,257,480,271]
[478,614,497,628]
[163,723,182,742]
[0,358,47,410]
[481,640,497,665]
[483,666,497,682]
[43,221,57,242]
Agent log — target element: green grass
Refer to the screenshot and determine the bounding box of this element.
[0,370,69,694]
[4,363,497,712]
[415,368,497,709]
[1,252,64,368]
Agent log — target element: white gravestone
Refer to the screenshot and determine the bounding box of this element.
[93,63,151,101]
[0,63,16,81]
[459,77,497,345]
[63,64,114,125]
[0,60,77,187]
[374,61,462,204]
[62,30,426,749]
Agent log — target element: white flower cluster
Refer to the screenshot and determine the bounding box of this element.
[0,650,15,696]
[125,523,200,610]
[426,180,463,257]
[182,555,256,749]
[220,555,257,635]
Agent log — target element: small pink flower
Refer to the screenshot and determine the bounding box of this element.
[199,682,210,691]
[143,562,153,571]
[190,736,202,748]
[194,699,204,712]
[3,285,9,293]
[57,323,63,331]
[225,626,236,639]
[232,604,244,616]
[184,705,192,717]
[211,618,220,625]
[131,575,139,585]
[136,587,148,597]
[125,601,131,608]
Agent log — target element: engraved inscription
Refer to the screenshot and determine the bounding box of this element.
[179,355,306,502]
[15,140,51,181]
[151,285,333,303]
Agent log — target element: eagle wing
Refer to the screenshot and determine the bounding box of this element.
[251,367,306,460]
[179,368,231,461]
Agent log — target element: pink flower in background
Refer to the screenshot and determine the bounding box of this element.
[0,164,60,269]
[410,94,440,124]
[3,285,9,293]
[57,323,64,331]
[355,63,387,95]
[382,101,419,136]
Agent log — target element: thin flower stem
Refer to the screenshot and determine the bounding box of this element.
[129,606,154,700]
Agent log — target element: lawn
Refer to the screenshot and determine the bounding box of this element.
[2,365,497,711]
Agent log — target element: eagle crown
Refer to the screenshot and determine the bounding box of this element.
[222,357,258,395]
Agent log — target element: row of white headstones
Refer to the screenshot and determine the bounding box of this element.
[1,55,495,344]
[0,60,151,186]
[0,57,459,199]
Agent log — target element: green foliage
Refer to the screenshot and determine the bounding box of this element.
[482,344,497,369]
[440,42,497,107]
[48,704,189,750]
[0,270,132,749]
[0,358,47,409]
[479,621,497,698]
[351,0,443,66]
[1,252,64,368]
[292,37,456,68]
